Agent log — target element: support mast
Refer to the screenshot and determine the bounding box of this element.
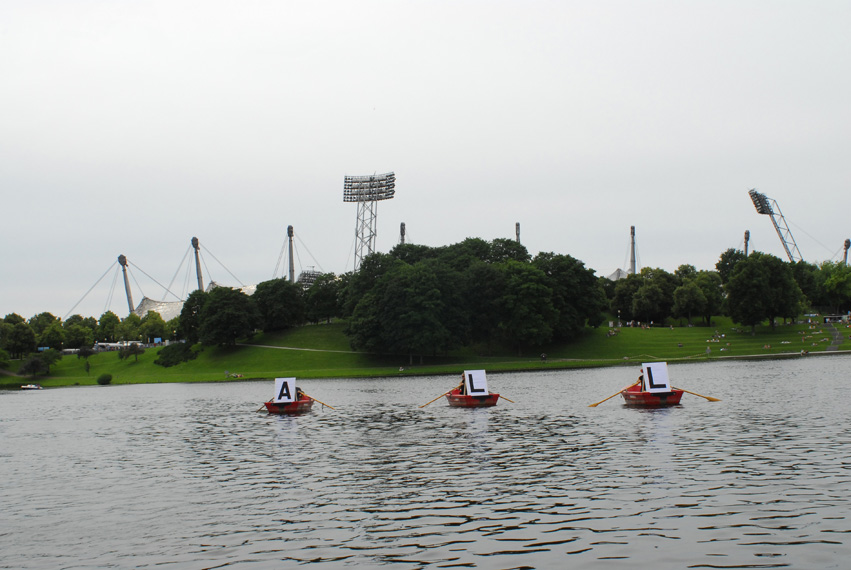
[191,237,204,291]
[118,254,134,314]
[629,226,637,275]
[287,226,295,283]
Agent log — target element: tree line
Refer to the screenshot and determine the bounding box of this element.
[3,239,851,372]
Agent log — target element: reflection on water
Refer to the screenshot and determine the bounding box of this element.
[2,356,851,568]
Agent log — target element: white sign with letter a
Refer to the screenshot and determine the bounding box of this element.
[642,362,671,393]
[273,377,297,403]
[463,369,489,396]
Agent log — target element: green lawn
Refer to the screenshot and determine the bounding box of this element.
[3,318,848,388]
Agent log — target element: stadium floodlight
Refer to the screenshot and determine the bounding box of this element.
[747,188,802,263]
[748,189,773,216]
[344,172,396,271]
[344,172,396,202]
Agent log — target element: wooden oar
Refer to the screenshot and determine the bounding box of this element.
[499,395,515,403]
[588,380,640,407]
[420,382,464,408]
[304,393,336,410]
[419,389,454,408]
[256,399,272,412]
[673,387,721,402]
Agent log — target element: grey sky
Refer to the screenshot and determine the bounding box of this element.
[2,1,849,320]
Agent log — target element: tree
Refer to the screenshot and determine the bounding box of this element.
[0,322,12,354]
[7,322,37,359]
[198,287,260,346]
[716,248,746,285]
[38,348,62,373]
[39,322,66,350]
[339,253,400,318]
[389,243,436,265]
[533,252,606,341]
[77,346,95,359]
[791,261,821,309]
[177,290,208,344]
[611,274,643,322]
[18,355,47,378]
[631,282,666,324]
[0,348,9,370]
[378,262,452,364]
[726,252,803,333]
[165,317,180,341]
[253,278,305,331]
[119,343,145,362]
[4,313,25,325]
[140,311,167,343]
[694,271,723,326]
[28,312,58,337]
[672,281,706,325]
[489,238,531,263]
[675,264,698,283]
[637,267,678,322]
[98,311,121,342]
[818,261,851,314]
[117,314,142,342]
[65,324,94,349]
[494,260,556,354]
[305,273,340,324]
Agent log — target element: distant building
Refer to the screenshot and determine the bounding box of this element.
[607,268,629,281]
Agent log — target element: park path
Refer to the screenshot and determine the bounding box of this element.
[236,343,361,354]
[825,323,844,351]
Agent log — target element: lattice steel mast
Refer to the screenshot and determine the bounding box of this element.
[748,189,802,262]
[343,172,396,271]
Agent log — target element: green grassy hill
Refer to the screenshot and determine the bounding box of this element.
[3,318,848,388]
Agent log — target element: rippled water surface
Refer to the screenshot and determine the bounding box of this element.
[3,356,851,569]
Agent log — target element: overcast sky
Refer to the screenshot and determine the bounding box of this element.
[2,0,849,320]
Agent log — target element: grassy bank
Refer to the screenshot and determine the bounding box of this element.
[3,319,849,388]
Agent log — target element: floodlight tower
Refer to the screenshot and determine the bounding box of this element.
[748,189,802,263]
[744,230,750,256]
[118,254,135,314]
[191,237,204,291]
[343,172,396,271]
[628,226,637,275]
[400,222,406,245]
[287,225,295,283]
[515,222,521,243]
[844,239,850,266]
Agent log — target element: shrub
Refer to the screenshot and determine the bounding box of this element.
[97,374,112,385]
[153,343,199,368]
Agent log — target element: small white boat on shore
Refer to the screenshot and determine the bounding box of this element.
[20,384,42,390]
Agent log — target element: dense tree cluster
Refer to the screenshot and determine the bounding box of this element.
[340,238,606,361]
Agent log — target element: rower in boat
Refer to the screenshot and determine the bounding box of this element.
[446,370,500,408]
[621,362,684,407]
[263,377,314,414]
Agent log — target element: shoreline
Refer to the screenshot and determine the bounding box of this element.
[4,348,849,389]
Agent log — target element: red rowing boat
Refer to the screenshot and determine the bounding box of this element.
[446,388,500,408]
[621,384,683,407]
[264,396,314,414]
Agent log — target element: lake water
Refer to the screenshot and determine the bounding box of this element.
[2,356,850,569]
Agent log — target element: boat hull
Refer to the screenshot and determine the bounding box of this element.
[446,388,499,408]
[621,385,683,407]
[264,398,314,414]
